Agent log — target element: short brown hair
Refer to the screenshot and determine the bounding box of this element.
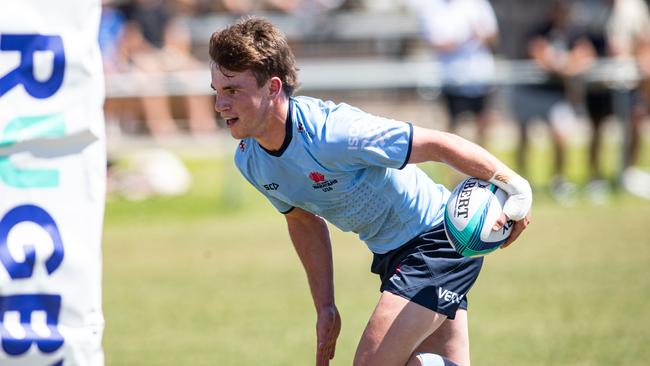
[209,16,299,96]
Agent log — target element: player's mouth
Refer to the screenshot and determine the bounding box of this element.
[225,117,239,127]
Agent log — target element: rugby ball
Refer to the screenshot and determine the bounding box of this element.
[443,177,513,257]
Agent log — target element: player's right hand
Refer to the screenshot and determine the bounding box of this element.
[316,305,341,366]
[493,209,531,249]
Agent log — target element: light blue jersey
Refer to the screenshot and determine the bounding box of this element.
[235,96,449,254]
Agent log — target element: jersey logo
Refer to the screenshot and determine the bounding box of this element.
[263,183,279,191]
[309,171,325,183]
[309,171,338,192]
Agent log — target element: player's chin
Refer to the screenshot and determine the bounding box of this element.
[228,126,246,140]
[229,130,242,139]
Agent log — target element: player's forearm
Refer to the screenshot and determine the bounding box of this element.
[439,134,510,181]
[286,210,335,311]
[410,127,532,220]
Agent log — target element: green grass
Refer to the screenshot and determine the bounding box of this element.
[103,142,650,365]
[471,201,650,365]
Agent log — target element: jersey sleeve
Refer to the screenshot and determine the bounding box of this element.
[321,104,413,170]
[251,184,295,214]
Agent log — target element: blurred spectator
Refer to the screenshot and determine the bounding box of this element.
[262,0,347,41]
[411,0,499,147]
[219,0,257,15]
[262,0,346,14]
[572,0,650,201]
[119,0,217,138]
[99,0,133,129]
[606,0,650,199]
[263,0,302,12]
[210,0,347,14]
[509,1,592,203]
[99,0,129,74]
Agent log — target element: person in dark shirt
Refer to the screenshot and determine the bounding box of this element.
[573,0,650,201]
[510,1,592,204]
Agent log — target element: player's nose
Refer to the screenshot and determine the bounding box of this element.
[214,94,229,113]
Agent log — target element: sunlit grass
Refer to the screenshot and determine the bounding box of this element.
[102,141,650,365]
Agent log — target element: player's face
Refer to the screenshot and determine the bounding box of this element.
[210,65,272,140]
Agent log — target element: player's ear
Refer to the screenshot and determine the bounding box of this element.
[268,77,283,98]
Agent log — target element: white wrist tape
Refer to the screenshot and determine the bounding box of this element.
[489,171,533,221]
[416,353,455,366]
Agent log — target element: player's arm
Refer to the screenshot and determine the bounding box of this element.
[285,207,341,366]
[408,126,532,247]
[528,35,595,77]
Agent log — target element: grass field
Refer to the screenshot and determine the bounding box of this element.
[102,141,650,365]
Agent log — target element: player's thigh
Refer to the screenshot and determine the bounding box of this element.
[413,309,470,366]
[354,291,447,366]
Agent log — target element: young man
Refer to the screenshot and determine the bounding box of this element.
[209,17,532,366]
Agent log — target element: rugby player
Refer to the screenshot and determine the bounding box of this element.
[209,17,532,366]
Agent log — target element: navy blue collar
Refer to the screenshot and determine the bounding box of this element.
[260,100,293,157]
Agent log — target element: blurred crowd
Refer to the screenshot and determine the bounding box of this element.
[100,0,650,203]
[98,0,366,139]
[100,0,217,138]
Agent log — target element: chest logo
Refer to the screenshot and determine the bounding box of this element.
[263,183,279,191]
[309,172,325,183]
[309,171,338,192]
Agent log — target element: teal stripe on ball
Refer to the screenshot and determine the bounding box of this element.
[444,183,505,257]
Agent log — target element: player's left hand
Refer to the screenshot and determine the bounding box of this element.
[493,210,532,249]
[316,305,341,366]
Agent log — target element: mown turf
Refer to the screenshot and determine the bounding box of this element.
[102,143,650,365]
